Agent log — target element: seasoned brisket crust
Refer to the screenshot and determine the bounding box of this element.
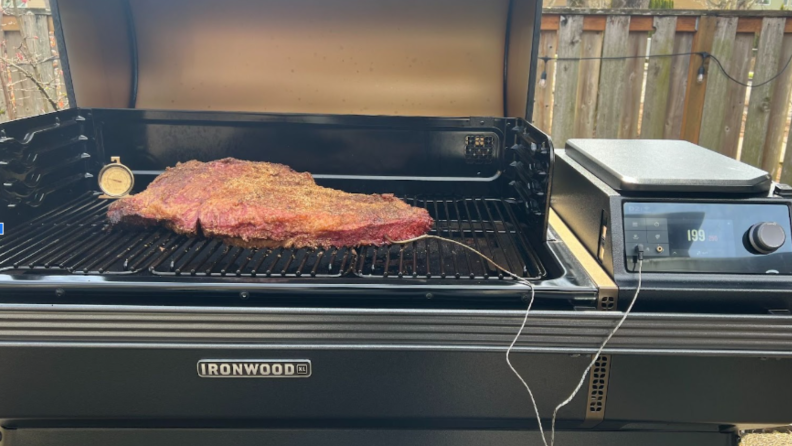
[107,158,433,248]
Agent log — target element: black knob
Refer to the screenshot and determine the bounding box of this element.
[748,222,786,254]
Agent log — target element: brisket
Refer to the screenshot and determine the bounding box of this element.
[107,158,433,248]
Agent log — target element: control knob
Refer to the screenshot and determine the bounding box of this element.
[747,222,786,254]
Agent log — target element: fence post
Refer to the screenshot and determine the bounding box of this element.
[719,33,755,159]
[681,15,717,144]
[574,28,604,138]
[595,15,631,139]
[761,31,792,178]
[742,17,785,168]
[641,16,676,139]
[698,17,738,153]
[781,122,792,185]
[551,15,584,147]
[532,31,557,132]
[663,32,694,139]
[620,26,648,138]
[0,9,10,123]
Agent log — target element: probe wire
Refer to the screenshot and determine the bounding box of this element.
[549,257,643,446]
[386,234,546,444]
[387,235,645,446]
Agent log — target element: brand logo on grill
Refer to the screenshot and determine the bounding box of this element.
[197,360,311,378]
[0,222,4,235]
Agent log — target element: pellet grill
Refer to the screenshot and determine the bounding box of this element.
[0,1,790,445]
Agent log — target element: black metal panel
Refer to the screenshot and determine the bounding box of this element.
[605,355,792,427]
[0,306,787,355]
[2,428,737,446]
[0,347,586,426]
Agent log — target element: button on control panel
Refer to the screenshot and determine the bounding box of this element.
[624,218,669,258]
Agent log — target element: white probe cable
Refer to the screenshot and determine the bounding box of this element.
[549,247,644,446]
[505,245,645,446]
[505,284,549,446]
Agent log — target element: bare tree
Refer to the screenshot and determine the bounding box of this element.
[0,0,63,119]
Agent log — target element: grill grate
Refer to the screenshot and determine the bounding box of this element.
[0,193,545,280]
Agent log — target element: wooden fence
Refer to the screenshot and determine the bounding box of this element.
[535,9,792,184]
[0,8,67,123]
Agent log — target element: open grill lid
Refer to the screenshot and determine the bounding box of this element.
[51,0,543,120]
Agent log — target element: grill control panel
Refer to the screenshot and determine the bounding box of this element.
[623,202,792,274]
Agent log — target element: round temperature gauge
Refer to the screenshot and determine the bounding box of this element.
[98,158,134,198]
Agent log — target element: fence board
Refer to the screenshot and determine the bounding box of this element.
[22,12,53,114]
[574,31,604,138]
[761,33,792,178]
[698,17,738,153]
[742,18,785,168]
[782,120,792,184]
[640,16,676,139]
[532,31,557,132]
[620,31,647,138]
[664,32,693,139]
[681,16,717,144]
[0,11,9,121]
[596,15,631,139]
[720,33,755,159]
[551,15,584,147]
[5,31,37,119]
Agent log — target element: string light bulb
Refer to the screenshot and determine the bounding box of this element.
[697,52,709,84]
[539,70,547,88]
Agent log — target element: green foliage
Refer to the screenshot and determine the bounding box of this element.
[649,0,675,8]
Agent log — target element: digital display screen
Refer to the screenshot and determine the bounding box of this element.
[622,202,792,274]
[666,218,735,258]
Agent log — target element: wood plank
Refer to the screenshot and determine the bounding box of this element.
[542,15,560,31]
[742,18,786,168]
[781,116,792,184]
[629,16,653,32]
[719,33,755,159]
[23,12,55,114]
[664,33,694,139]
[786,17,792,34]
[761,33,792,177]
[574,31,605,138]
[738,18,762,34]
[4,31,37,119]
[541,14,703,33]
[680,16,718,144]
[551,15,584,147]
[698,17,739,153]
[0,9,9,123]
[640,16,676,139]
[583,15,606,31]
[1,16,19,32]
[532,31,558,133]
[619,30,647,138]
[596,16,631,138]
[677,16,698,33]
[544,7,792,17]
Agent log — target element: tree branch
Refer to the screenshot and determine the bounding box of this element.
[1,57,58,109]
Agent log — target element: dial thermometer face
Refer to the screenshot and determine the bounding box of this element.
[98,164,134,197]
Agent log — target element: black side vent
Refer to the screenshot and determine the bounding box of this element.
[505,123,554,238]
[0,109,94,210]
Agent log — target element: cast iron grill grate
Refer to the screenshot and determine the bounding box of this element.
[0,192,544,280]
